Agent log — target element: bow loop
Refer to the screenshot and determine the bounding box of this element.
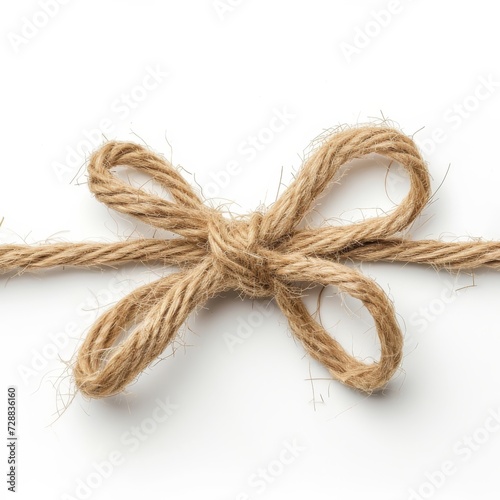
[274,257,402,391]
[264,127,432,256]
[74,259,223,398]
[88,141,210,239]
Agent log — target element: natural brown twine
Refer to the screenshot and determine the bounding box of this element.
[2,126,500,399]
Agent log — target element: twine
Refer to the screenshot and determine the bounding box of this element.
[2,126,500,399]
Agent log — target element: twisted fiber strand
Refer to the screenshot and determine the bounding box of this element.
[1,125,499,399]
[2,238,499,272]
[339,239,500,269]
[0,240,205,271]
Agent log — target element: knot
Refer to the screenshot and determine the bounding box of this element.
[1,125,499,400]
[207,212,275,298]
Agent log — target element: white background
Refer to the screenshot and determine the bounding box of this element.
[1,1,500,499]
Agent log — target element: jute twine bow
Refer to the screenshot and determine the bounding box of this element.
[2,126,500,399]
